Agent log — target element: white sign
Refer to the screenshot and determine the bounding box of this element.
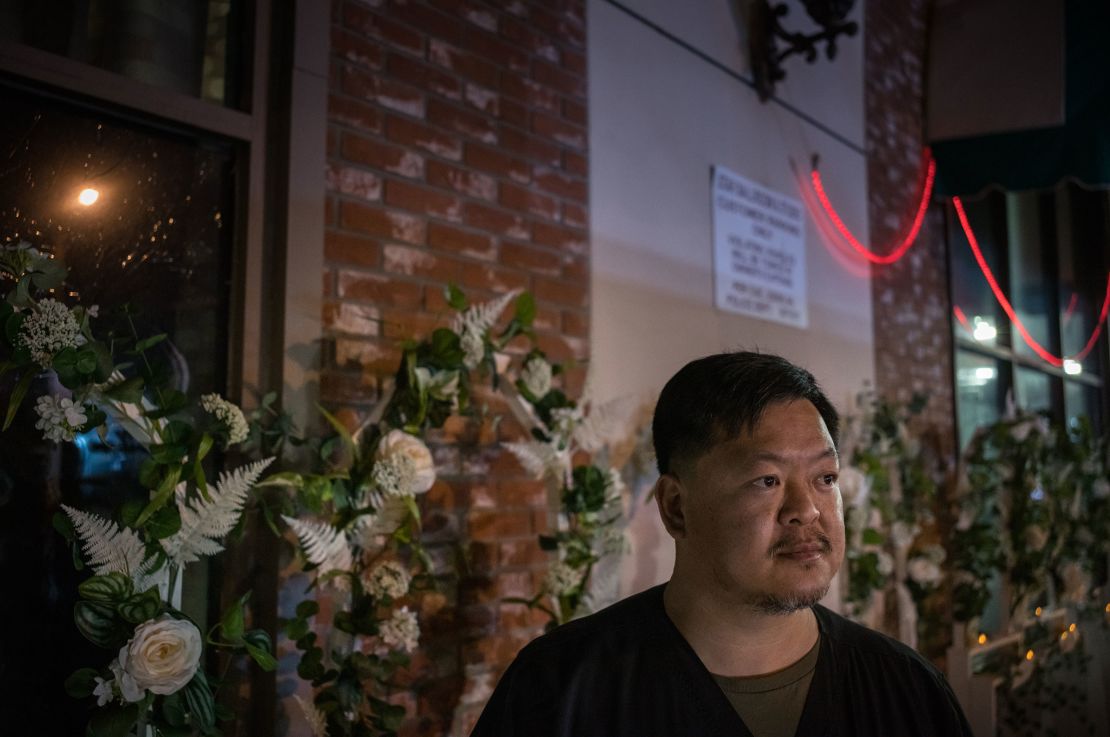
[711,166,807,328]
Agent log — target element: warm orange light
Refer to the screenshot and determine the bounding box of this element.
[977,633,987,645]
[1025,649,1035,661]
[1034,607,1043,617]
[1068,623,1077,633]
[78,188,99,206]
[1060,632,1068,641]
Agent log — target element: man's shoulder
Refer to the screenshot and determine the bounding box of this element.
[814,604,945,680]
[516,583,671,661]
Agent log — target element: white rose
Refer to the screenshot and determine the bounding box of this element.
[118,615,202,697]
[376,429,435,494]
[520,357,552,399]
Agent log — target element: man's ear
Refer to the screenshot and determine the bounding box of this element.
[654,473,688,539]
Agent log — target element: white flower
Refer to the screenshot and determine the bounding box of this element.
[907,557,944,586]
[550,406,582,445]
[110,656,144,703]
[365,560,411,600]
[87,305,100,318]
[375,430,435,496]
[876,550,894,576]
[18,298,81,367]
[200,393,249,445]
[846,506,868,533]
[118,615,203,697]
[1024,524,1048,552]
[379,606,420,653]
[921,543,947,564]
[543,560,580,597]
[415,367,460,404]
[838,466,869,506]
[520,357,552,399]
[460,329,484,369]
[891,521,919,550]
[34,394,87,442]
[93,676,115,707]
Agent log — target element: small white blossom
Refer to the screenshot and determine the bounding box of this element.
[34,394,87,442]
[907,557,944,586]
[550,406,582,445]
[19,298,81,367]
[890,521,919,550]
[876,550,894,576]
[543,560,580,597]
[520,357,552,399]
[87,305,100,318]
[200,393,249,445]
[372,454,417,500]
[93,676,115,707]
[838,467,869,506]
[365,560,411,600]
[379,606,420,653]
[460,329,484,369]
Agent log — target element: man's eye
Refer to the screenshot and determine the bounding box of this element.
[821,474,838,485]
[759,476,778,488]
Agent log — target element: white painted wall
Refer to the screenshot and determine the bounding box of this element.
[587,0,873,603]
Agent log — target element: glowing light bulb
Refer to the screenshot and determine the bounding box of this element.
[1063,359,1082,375]
[1068,623,1076,633]
[1025,649,1034,661]
[977,633,987,645]
[1034,607,1043,617]
[972,317,997,342]
[78,188,99,206]
[1060,632,1068,641]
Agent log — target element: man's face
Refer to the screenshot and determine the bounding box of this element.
[672,399,845,614]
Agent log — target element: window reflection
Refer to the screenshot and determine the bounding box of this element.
[0,83,235,735]
[0,0,245,108]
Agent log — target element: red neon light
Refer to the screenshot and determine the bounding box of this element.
[809,149,936,265]
[952,197,1110,367]
[1062,291,1079,325]
[953,305,972,333]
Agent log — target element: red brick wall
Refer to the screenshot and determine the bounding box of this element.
[319,1,588,734]
[865,0,957,459]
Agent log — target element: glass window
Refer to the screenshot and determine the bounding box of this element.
[0,82,235,735]
[956,350,1007,448]
[0,0,247,108]
[950,182,1107,446]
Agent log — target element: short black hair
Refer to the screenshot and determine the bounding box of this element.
[652,351,839,475]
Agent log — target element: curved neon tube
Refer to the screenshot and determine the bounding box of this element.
[809,150,936,265]
[952,196,1110,367]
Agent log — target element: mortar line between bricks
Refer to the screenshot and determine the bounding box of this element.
[601,0,867,157]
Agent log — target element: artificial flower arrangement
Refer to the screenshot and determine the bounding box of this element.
[500,352,630,627]
[948,406,1108,737]
[0,243,275,737]
[250,285,631,735]
[838,391,948,655]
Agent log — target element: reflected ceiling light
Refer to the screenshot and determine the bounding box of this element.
[971,317,997,342]
[974,367,996,381]
[78,188,100,206]
[1063,359,1082,375]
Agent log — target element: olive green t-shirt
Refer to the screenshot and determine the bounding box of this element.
[710,635,820,737]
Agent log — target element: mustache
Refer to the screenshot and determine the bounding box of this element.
[769,532,832,558]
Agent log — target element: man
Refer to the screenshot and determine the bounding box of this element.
[471,352,973,737]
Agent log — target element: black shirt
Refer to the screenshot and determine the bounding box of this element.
[471,584,973,737]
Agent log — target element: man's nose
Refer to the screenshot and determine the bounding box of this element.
[778,478,820,526]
